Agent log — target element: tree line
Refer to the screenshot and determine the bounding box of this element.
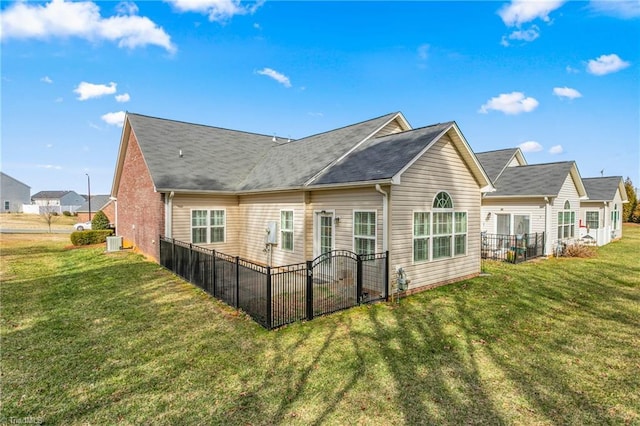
[624,177,640,223]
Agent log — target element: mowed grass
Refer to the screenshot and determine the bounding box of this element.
[1,227,639,425]
[0,213,77,230]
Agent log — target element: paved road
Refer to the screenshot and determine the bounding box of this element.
[0,228,72,234]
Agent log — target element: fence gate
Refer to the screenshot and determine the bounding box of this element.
[310,250,359,318]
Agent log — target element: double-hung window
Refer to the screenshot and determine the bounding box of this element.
[557,201,575,239]
[191,209,225,244]
[454,212,467,256]
[413,212,430,262]
[354,211,376,255]
[611,205,619,230]
[280,210,294,251]
[586,211,599,229]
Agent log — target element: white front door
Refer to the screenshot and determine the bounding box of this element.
[314,211,334,259]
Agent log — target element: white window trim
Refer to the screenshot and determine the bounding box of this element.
[557,200,575,239]
[353,210,377,255]
[190,208,226,244]
[313,209,336,259]
[412,210,431,264]
[280,209,294,252]
[585,211,600,229]
[454,211,468,257]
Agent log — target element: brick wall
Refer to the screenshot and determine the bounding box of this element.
[77,200,115,223]
[115,130,164,261]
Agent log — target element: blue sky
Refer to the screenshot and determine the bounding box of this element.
[1,0,639,195]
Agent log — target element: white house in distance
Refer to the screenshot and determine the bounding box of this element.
[0,172,31,213]
[579,176,627,246]
[476,148,588,256]
[26,190,87,214]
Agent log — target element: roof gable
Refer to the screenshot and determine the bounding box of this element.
[476,148,527,183]
[32,190,76,199]
[486,161,586,198]
[582,176,627,202]
[312,121,493,191]
[0,172,30,189]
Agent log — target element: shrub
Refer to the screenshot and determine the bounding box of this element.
[62,211,72,217]
[51,211,59,216]
[70,229,113,246]
[91,210,111,230]
[563,243,597,258]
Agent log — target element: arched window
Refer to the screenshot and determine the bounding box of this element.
[433,191,453,209]
[558,200,575,240]
[413,192,467,262]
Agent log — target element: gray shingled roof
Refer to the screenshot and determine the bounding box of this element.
[128,113,279,192]
[76,195,112,212]
[475,148,520,183]
[485,161,578,197]
[31,190,79,199]
[129,112,401,192]
[313,122,453,185]
[582,176,623,201]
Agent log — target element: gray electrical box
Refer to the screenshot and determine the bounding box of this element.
[266,221,277,244]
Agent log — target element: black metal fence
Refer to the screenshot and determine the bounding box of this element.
[159,237,389,329]
[481,232,545,264]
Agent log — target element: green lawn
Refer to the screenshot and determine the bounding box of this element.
[1,227,639,425]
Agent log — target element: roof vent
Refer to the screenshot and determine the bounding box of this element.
[272,135,277,142]
[179,149,183,158]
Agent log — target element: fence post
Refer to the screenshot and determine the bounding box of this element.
[266,266,272,329]
[356,254,363,304]
[171,238,176,273]
[235,256,240,309]
[384,251,390,302]
[212,251,217,297]
[188,243,193,283]
[306,260,314,321]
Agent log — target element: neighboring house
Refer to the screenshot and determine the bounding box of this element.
[579,176,627,245]
[0,172,30,213]
[30,190,86,214]
[477,148,587,255]
[111,112,494,293]
[76,195,115,223]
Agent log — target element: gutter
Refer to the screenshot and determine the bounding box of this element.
[375,184,389,252]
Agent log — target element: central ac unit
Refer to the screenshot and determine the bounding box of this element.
[106,236,123,252]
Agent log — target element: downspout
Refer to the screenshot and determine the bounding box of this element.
[165,191,175,238]
[109,196,117,233]
[375,184,388,252]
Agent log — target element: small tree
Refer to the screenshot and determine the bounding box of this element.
[623,177,638,223]
[40,201,59,233]
[91,210,110,230]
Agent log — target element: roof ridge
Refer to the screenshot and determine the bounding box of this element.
[126,112,282,140]
[292,111,400,142]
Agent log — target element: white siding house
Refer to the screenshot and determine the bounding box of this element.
[0,172,30,213]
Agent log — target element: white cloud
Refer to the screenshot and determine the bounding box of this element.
[115,93,130,102]
[101,111,126,127]
[498,0,565,26]
[553,86,582,100]
[46,143,53,148]
[37,164,63,170]
[549,145,564,154]
[417,44,430,60]
[519,141,543,153]
[116,1,139,15]
[509,25,540,42]
[566,65,579,74]
[41,76,53,83]
[589,1,640,19]
[478,92,539,115]
[587,54,630,75]
[308,112,324,117]
[166,0,264,22]
[74,81,117,100]
[55,97,64,103]
[0,0,176,53]
[257,67,291,88]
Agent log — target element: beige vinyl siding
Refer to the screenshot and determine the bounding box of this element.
[390,135,481,290]
[374,118,406,138]
[305,187,383,259]
[171,194,240,254]
[480,199,546,235]
[238,192,305,266]
[549,173,582,253]
[507,156,522,168]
